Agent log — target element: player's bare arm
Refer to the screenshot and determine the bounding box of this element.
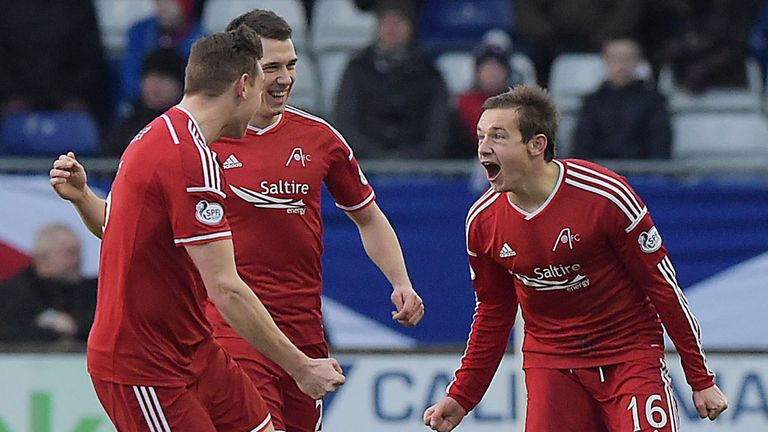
[693,384,728,420]
[346,201,425,327]
[49,152,106,238]
[423,396,467,432]
[185,239,346,399]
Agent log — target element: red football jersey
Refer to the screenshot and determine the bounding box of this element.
[448,159,715,411]
[88,106,231,386]
[206,106,375,346]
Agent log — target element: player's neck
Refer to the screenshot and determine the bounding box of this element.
[507,160,560,212]
[248,111,280,129]
[178,96,231,144]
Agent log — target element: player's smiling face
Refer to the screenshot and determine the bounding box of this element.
[258,37,297,117]
[477,108,531,192]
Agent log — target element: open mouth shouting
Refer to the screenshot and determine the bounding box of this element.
[482,161,501,181]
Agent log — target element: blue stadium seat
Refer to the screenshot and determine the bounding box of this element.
[0,111,100,156]
[419,0,515,55]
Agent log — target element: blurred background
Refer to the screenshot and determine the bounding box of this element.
[1,0,767,430]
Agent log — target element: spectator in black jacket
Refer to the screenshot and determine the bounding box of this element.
[573,38,672,159]
[0,224,96,345]
[104,48,185,156]
[0,0,109,125]
[334,0,450,158]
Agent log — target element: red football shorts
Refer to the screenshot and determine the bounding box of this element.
[524,356,680,432]
[90,344,271,431]
[217,336,328,432]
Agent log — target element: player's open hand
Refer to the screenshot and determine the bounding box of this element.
[424,396,467,432]
[294,357,346,400]
[693,384,728,421]
[391,285,425,327]
[50,152,88,202]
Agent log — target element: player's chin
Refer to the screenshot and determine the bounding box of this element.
[488,176,506,192]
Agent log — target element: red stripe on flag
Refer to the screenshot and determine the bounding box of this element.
[0,242,31,282]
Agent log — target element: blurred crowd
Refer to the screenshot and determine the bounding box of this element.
[0,0,767,160]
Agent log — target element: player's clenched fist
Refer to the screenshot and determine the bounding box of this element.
[49,152,88,202]
[693,384,728,421]
[423,396,467,432]
[391,285,425,327]
[292,357,346,399]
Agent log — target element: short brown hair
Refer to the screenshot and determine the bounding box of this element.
[483,85,559,161]
[185,25,263,97]
[226,9,292,40]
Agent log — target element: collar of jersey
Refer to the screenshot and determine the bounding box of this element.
[246,112,284,136]
[173,104,207,146]
[506,159,565,220]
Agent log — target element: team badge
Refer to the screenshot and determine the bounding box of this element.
[638,226,662,253]
[552,227,581,251]
[285,147,311,167]
[195,200,224,225]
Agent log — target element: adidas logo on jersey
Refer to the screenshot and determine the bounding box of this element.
[499,243,516,258]
[223,154,243,169]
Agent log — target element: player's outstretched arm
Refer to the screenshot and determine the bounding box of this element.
[49,152,106,238]
[423,396,467,432]
[346,201,424,327]
[186,239,345,399]
[693,384,728,421]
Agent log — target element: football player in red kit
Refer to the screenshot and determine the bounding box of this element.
[49,27,344,431]
[204,10,423,432]
[424,86,727,432]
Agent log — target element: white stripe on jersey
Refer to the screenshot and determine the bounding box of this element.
[660,359,680,432]
[174,105,224,196]
[566,170,642,218]
[565,178,645,232]
[212,150,222,192]
[336,190,375,211]
[174,231,232,245]
[285,105,356,160]
[465,188,500,256]
[160,115,179,144]
[568,162,644,212]
[657,256,713,377]
[188,119,213,190]
[251,413,272,432]
[185,187,226,199]
[466,187,496,223]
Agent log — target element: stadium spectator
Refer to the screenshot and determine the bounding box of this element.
[50,27,344,431]
[636,0,690,78]
[573,38,672,160]
[105,48,185,156]
[453,32,526,158]
[0,224,96,345]
[513,0,643,86]
[119,0,204,106]
[666,0,761,93]
[0,0,109,125]
[334,0,450,158]
[425,86,727,431]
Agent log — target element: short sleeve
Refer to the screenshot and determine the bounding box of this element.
[163,140,232,246]
[323,127,375,211]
